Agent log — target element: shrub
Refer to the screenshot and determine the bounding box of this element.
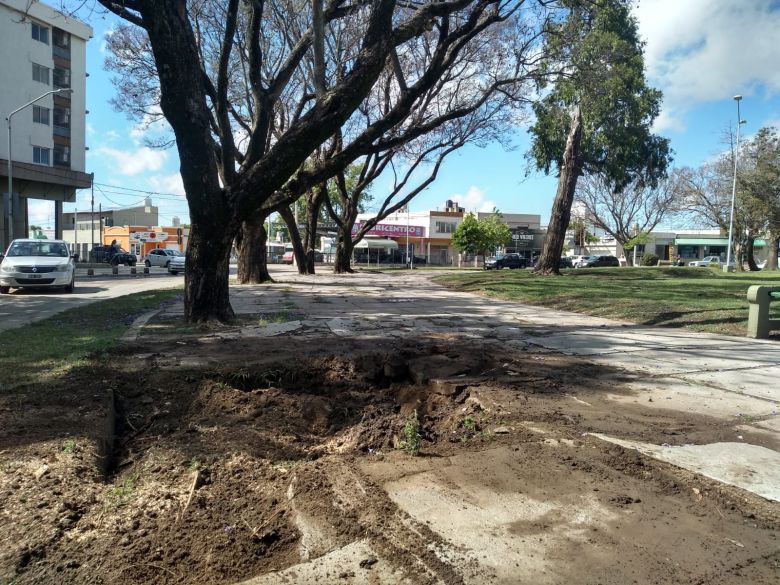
[641,253,659,266]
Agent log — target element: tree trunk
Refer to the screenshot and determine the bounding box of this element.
[278,205,307,274]
[733,239,745,272]
[303,184,327,275]
[535,106,584,276]
[746,236,759,271]
[767,234,779,270]
[236,211,272,284]
[185,222,236,323]
[334,228,354,273]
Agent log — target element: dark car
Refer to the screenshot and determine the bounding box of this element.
[584,255,620,268]
[486,253,529,270]
[89,245,137,266]
[559,256,574,269]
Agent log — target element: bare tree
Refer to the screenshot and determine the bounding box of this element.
[97,0,548,322]
[576,171,682,264]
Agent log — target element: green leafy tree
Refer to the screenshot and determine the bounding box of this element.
[529,0,671,275]
[452,213,487,256]
[739,127,780,270]
[452,211,511,257]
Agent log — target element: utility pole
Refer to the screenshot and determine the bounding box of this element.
[90,173,95,254]
[99,202,102,246]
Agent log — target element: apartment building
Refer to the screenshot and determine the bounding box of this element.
[0,0,92,250]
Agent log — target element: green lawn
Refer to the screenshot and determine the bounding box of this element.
[434,267,780,336]
[0,289,182,391]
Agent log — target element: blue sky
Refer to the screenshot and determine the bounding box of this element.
[31,0,780,229]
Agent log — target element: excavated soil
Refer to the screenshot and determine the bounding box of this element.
[1,334,778,584]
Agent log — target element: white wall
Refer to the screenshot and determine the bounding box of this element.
[0,0,91,171]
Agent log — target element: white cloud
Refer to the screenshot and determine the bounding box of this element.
[635,0,780,131]
[94,146,168,176]
[449,186,497,213]
[147,173,186,196]
[27,200,54,226]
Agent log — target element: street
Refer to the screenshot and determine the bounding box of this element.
[0,267,184,332]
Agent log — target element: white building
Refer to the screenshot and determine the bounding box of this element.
[0,0,92,250]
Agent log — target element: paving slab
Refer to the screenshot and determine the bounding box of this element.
[376,447,618,585]
[237,540,412,584]
[591,434,780,502]
[679,366,780,403]
[607,378,780,419]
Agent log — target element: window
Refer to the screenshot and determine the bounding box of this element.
[53,66,70,89]
[53,145,70,167]
[32,23,49,44]
[435,221,458,234]
[33,146,50,165]
[32,63,50,85]
[33,106,50,125]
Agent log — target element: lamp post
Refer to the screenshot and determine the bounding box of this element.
[6,88,74,242]
[724,95,746,273]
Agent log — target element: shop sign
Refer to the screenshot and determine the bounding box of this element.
[130,231,169,242]
[352,222,425,237]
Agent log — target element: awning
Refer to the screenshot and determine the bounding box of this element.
[675,238,767,247]
[353,238,399,250]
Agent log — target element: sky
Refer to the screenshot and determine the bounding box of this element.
[30,0,780,229]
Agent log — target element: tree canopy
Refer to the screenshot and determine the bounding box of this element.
[528,0,671,275]
[452,211,512,256]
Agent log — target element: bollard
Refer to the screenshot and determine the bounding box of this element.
[112,266,119,275]
[143,267,150,275]
[87,268,94,276]
[130,267,137,275]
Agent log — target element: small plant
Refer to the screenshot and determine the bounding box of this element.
[62,439,76,454]
[398,410,422,456]
[107,475,138,507]
[462,416,477,432]
[188,458,201,472]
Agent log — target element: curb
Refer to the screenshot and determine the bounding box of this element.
[121,309,162,343]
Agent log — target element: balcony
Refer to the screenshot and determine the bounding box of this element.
[53,125,71,138]
[53,68,71,89]
[52,44,71,60]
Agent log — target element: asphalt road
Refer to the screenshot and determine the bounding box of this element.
[0,269,185,333]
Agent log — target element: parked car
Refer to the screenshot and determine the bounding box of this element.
[688,255,734,268]
[757,256,780,269]
[282,251,295,264]
[570,255,590,268]
[485,253,529,270]
[313,250,325,263]
[0,239,77,293]
[145,248,183,268]
[90,245,137,266]
[167,253,186,275]
[583,255,620,268]
[408,255,427,266]
[559,256,574,269]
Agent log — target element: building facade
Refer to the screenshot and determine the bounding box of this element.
[0,0,92,250]
[354,202,545,265]
[60,200,160,259]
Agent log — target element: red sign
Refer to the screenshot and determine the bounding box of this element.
[353,222,425,237]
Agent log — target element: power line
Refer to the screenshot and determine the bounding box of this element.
[93,181,185,199]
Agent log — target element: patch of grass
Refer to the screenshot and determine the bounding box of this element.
[434,267,780,336]
[462,416,477,432]
[107,474,138,507]
[188,458,202,472]
[0,289,182,390]
[398,410,422,456]
[62,439,76,454]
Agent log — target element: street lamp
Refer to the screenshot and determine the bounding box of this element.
[724,95,746,272]
[6,88,74,241]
